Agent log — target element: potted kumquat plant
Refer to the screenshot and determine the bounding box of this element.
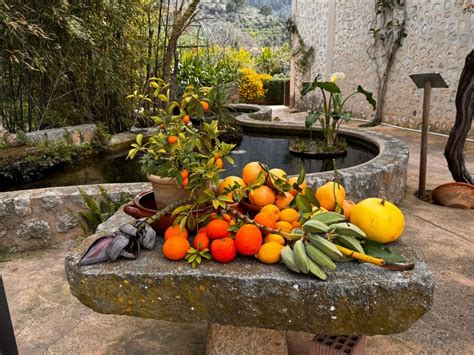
[127,79,235,228]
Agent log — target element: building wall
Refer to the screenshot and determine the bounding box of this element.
[292,0,473,136]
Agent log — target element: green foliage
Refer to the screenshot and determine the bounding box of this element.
[238,68,272,104]
[15,130,28,145]
[301,74,376,149]
[0,1,161,134]
[128,79,235,195]
[255,44,290,75]
[177,50,239,90]
[263,76,289,105]
[260,5,273,16]
[78,186,131,233]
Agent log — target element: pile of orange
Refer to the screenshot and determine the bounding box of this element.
[161,161,358,266]
[254,204,301,234]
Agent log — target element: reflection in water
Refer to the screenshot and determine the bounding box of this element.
[2,133,376,192]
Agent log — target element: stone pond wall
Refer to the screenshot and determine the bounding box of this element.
[292,0,473,137]
[0,183,149,254]
[3,124,98,147]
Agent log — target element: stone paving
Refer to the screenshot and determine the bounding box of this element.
[1,106,473,354]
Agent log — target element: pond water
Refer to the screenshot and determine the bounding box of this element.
[1,131,377,192]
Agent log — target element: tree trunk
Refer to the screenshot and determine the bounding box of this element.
[444,50,473,184]
[162,0,200,84]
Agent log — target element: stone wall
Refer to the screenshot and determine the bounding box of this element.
[0,183,149,254]
[292,0,473,137]
[4,124,98,147]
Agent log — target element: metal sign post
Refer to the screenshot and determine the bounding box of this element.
[409,73,449,197]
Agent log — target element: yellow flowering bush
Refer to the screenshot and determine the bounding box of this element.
[239,68,272,104]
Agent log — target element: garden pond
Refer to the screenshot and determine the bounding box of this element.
[0,131,377,192]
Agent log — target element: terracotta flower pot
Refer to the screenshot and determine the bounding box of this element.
[123,190,211,233]
[431,182,474,209]
[147,174,191,209]
[239,198,262,217]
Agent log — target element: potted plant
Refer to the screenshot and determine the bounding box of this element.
[127,79,235,213]
[289,73,376,158]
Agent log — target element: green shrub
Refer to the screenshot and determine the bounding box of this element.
[238,68,272,104]
[263,77,290,105]
[78,186,131,233]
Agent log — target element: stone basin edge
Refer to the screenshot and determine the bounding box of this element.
[235,113,410,204]
[65,211,434,336]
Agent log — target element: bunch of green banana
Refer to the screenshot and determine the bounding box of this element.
[327,222,366,255]
[328,222,366,238]
[310,211,346,225]
[308,235,343,260]
[280,216,373,280]
[280,239,327,280]
[280,245,301,274]
[302,220,329,234]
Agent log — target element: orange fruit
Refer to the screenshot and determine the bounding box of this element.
[249,185,275,207]
[164,225,188,241]
[222,213,232,222]
[201,101,210,112]
[315,182,345,211]
[206,219,229,240]
[182,115,190,124]
[180,170,189,179]
[254,212,277,230]
[275,221,293,233]
[193,232,210,251]
[288,176,308,196]
[182,177,189,187]
[291,221,301,228]
[211,237,236,263]
[162,236,190,261]
[235,224,263,256]
[260,204,280,222]
[215,158,224,169]
[264,234,286,246]
[217,176,246,196]
[279,208,300,223]
[266,168,288,186]
[242,162,265,185]
[168,135,178,144]
[342,199,356,220]
[274,192,294,209]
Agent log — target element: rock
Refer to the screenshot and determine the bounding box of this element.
[66,211,434,336]
[57,213,79,232]
[206,324,287,355]
[0,199,10,217]
[14,197,31,216]
[18,219,51,240]
[69,191,86,208]
[0,223,6,238]
[25,124,97,146]
[40,194,62,210]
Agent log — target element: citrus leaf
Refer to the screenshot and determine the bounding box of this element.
[363,240,407,263]
[297,165,305,185]
[304,187,319,207]
[295,194,312,213]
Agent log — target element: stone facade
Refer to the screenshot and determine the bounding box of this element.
[0,183,149,253]
[292,0,473,137]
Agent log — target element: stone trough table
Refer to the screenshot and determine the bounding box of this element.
[66,210,434,350]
